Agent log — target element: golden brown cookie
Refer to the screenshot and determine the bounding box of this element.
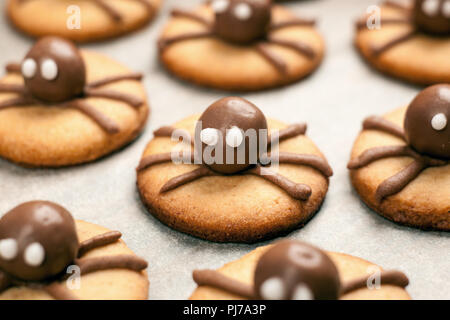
[190,240,411,300]
[354,0,450,85]
[0,201,149,300]
[0,37,149,167]
[158,1,325,91]
[7,0,162,42]
[348,85,449,231]
[137,97,332,243]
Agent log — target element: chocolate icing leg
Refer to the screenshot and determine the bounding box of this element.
[66,100,120,134]
[154,126,193,144]
[44,282,78,300]
[158,31,215,51]
[84,88,143,108]
[0,271,11,293]
[93,0,122,21]
[255,43,288,74]
[371,30,416,56]
[375,159,426,202]
[193,270,255,299]
[171,9,212,27]
[356,17,411,30]
[269,123,307,147]
[382,0,412,11]
[348,145,413,169]
[76,255,148,276]
[5,63,21,73]
[341,270,409,295]
[86,73,143,89]
[0,83,26,94]
[270,18,316,31]
[248,165,312,200]
[0,97,33,110]
[267,37,316,59]
[137,151,195,171]
[362,115,405,139]
[160,167,216,193]
[273,152,334,177]
[77,231,122,258]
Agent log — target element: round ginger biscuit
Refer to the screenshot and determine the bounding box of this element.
[349,106,450,231]
[354,3,450,85]
[7,0,162,43]
[189,245,411,300]
[137,115,330,243]
[158,4,325,91]
[0,220,149,300]
[0,50,149,167]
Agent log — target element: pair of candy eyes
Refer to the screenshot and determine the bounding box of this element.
[422,0,450,17]
[259,277,314,300]
[212,0,256,20]
[0,238,45,267]
[21,58,58,81]
[200,126,244,148]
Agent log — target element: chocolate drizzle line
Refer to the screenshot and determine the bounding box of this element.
[356,17,412,30]
[341,270,409,295]
[84,88,144,108]
[75,255,148,276]
[371,30,416,56]
[137,151,195,171]
[363,115,405,139]
[5,63,21,73]
[85,73,143,89]
[66,100,120,134]
[158,5,318,74]
[269,122,307,146]
[160,167,216,193]
[45,282,78,300]
[382,0,411,11]
[270,152,333,177]
[78,231,122,258]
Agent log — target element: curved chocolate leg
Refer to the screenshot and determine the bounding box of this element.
[375,159,427,203]
[160,167,216,193]
[78,231,122,258]
[158,31,215,51]
[0,96,34,110]
[5,63,21,73]
[255,43,288,74]
[267,37,316,59]
[248,165,312,200]
[269,123,307,147]
[382,0,412,11]
[171,8,212,27]
[44,282,78,300]
[154,126,194,146]
[362,115,405,140]
[0,271,11,293]
[86,73,143,89]
[341,270,409,295]
[348,145,413,169]
[371,30,416,56]
[137,151,195,171]
[66,100,120,134]
[93,0,122,21]
[356,17,411,30]
[0,83,26,94]
[84,88,143,108]
[193,270,255,299]
[75,255,148,276]
[270,18,316,31]
[273,152,333,177]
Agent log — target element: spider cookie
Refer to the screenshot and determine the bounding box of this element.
[190,240,411,300]
[348,84,449,230]
[7,0,162,42]
[158,0,324,91]
[137,97,333,242]
[0,36,149,167]
[355,0,450,84]
[0,201,149,300]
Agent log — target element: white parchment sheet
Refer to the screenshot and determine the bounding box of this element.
[0,0,448,299]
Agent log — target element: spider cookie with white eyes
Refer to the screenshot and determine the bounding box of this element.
[355,0,450,84]
[7,0,162,42]
[137,97,333,242]
[0,201,149,300]
[0,36,149,167]
[157,0,324,91]
[348,84,450,230]
[190,240,411,300]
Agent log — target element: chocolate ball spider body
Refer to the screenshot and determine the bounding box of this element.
[413,0,450,35]
[254,241,340,300]
[23,37,86,103]
[0,201,78,281]
[196,97,268,174]
[213,0,272,44]
[404,84,450,159]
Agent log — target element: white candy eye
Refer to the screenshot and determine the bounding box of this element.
[422,0,440,16]
[431,113,447,131]
[200,128,220,146]
[234,3,252,20]
[443,1,450,18]
[260,277,285,300]
[225,126,244,147]
[24,242,45,267]
[0,239,18,261]
[212,0,229,13]
[292,284,314,300]
[21,58,37,79]
[41,59,58,81]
